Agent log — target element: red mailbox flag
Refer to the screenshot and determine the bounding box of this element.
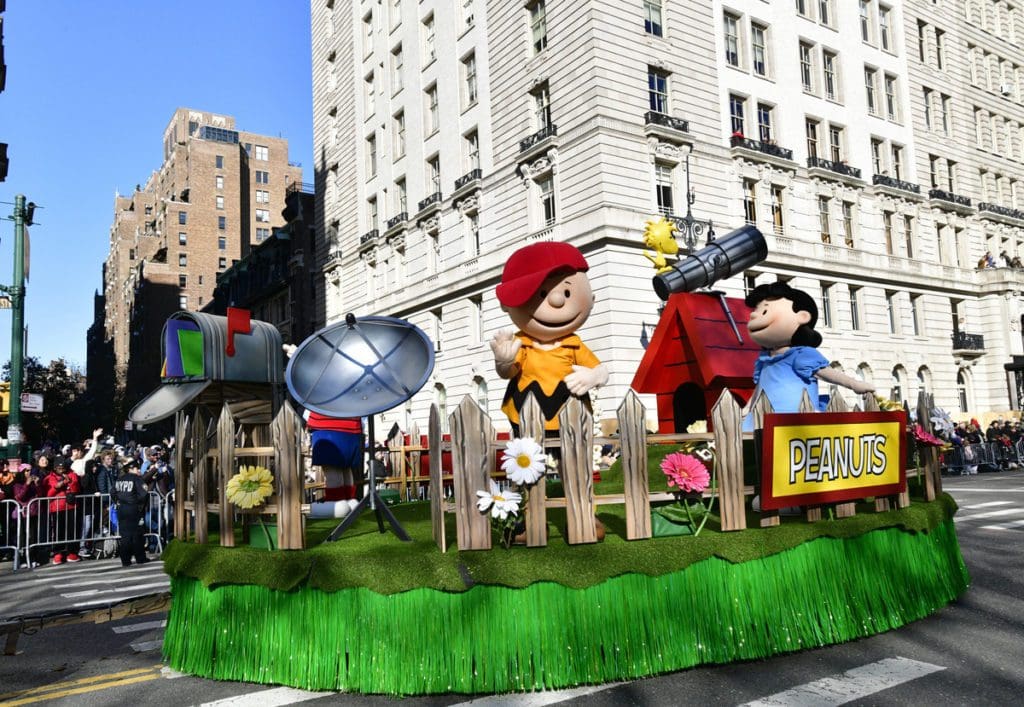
[225,307,252,357]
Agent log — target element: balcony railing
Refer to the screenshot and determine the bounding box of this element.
[872,174,921,194]
[418,192,443,211]
[928,188,972,208]
[644,111,690,134]
[978,202,1024,221]
[454,168,482,191]
[385,212,408,230]
[952,331,985,351]
[286,181,315,195]
[519,124,558,153]
[729,135,793,160]
[360,229,379,245]
[807,156,862,179]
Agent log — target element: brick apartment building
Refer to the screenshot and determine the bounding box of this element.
[88,108,302,425]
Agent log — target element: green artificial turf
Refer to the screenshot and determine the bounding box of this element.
[162,490,959,595]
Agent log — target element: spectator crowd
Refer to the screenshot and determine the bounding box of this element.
[0,429,174,568]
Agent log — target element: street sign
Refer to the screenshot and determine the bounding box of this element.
[20,393,43,413]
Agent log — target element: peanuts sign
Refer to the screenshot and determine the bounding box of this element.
[760,411,907,510]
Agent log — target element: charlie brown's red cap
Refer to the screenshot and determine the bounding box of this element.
[496,241,589,307]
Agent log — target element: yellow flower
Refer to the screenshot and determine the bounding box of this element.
[226,465,274,509]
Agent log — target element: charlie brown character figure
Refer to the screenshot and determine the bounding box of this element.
[745,281,874,417]
[491,242,608,433]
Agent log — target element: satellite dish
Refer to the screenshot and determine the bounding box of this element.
[286,314,435,418]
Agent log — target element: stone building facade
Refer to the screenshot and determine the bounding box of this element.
[311,0,1024,436]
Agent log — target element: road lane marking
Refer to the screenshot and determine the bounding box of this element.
[198,686,337,705]
[112,619,167,633]
[62,581,169,598]
[979,519,1024,530]
[130,638,164,652]
[960,501,1012,509]
[740,656,945,706]
[955,508,1021,522]
[0,665,162,703]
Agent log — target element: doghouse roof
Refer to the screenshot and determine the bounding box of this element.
[631,292,762,394]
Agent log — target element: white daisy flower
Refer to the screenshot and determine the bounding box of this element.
[475,480,522,520]
[501,437,547,486]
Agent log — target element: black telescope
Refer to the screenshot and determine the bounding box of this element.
[652,225,767,300]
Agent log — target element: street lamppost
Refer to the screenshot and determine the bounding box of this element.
[2,194,32,461]
[670,147,716,252]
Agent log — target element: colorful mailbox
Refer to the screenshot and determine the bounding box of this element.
[129,308,283,424]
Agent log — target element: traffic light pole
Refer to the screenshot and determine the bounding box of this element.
[4,194,27,461]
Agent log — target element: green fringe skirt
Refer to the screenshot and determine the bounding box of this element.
[162,520,968,695]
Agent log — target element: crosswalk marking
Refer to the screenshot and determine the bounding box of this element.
[960,501,1012,509]
[449,683,624,706]
[130,638,164,653]
[198,686,336,705]
[740,657,945,706]
[979,518,1024,531]
[63,581,169,599]
[112,619,167,634]
[955,508,1021,522]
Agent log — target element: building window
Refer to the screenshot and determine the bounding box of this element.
[367,135,377,176]
[391,44,404,93]
[254,145,268,161]
[799,42,814,92]
[179,275,187,288]
[179,254,188,267]
[364,72,375,116]
[940,94,951,135]
[655,162,675,216]
[462,53,478,107]
[423,13,436,63]
[256,209,270,223]
[796,0,809,18]
[730,94,746,135]
[363,10,374,54]
[215,175,224,190]
[823,51,838,101]
[396,177,407,214]
[462,0,475,29]
[644,0,663,37]
[879,5,892,51]
[218,236,227,250]
[215,155,224,169]
[178,232,187,246]
[219,257,227,269]
[255,170,269,184]
[539,174,556,225]
[724,13,741,67]
[129,248,135,261]
[179,295,188,310]
[871,138,883,174]
[256,189,269,204]
[218,216,226,230]
[751,23,768,77]
[891,144,904,180]
[821,282,833,327]
[529,1,547,54]
[771,185,785,234]
[394,111,406,157]
[848,286,861,330]
[818,0,833,27]
[256,228,270,242]
[757,103,773,142]
[743,179,757,224]
[935,29,945,70]
[467,211,481,256]
[428,156,441,195]
[368,196,378,231]
[860,0,872,42]
[884,75,898,120]
[929,154,940,188]
[806,118,819,158]
[818,195,831,242]
[910,295,921,335]
[904,214,915,258]
[425,85,439,134]
[532,82,552,129]
[465,130,480,171]
[883,211,895,254]
[828,125,843,162]
[216,195,224,210]
[864,67,878,114]
[648,68,670,113]
[178,210,187,225]
[842,200,855,247]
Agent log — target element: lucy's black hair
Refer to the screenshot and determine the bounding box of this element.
[744,281,823,348]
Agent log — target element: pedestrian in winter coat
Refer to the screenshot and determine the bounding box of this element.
[113,457,150,567]
[41,457,81,564]
[12,471,47,566]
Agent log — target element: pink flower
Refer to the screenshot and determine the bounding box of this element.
[660,452,710,494]
[912,424,945,447]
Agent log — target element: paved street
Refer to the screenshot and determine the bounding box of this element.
[0,472,1021,705]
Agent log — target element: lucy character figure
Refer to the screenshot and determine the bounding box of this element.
[745,282,874,418]
[491,242,609,434]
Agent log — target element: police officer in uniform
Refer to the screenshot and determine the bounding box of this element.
[114,456,150,567]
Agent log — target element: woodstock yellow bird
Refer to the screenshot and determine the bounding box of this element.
[642,217,679,273]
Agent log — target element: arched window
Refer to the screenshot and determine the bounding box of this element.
[891,365,907,404]
[473,376,488,412]
[917,366,932,399]
[957,369,970,413]
[857,362,873,385]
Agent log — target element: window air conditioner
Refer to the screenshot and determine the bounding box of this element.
[1000,84,1013,95]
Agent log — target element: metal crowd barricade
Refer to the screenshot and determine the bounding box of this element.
[1,499,23,571]
[145,490,171,554]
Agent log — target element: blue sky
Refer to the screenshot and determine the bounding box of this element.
[0,1,314,370]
